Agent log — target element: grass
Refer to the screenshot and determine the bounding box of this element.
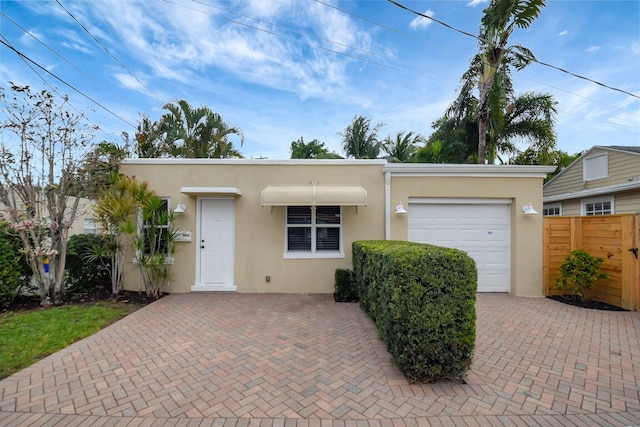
[0,302,139,380]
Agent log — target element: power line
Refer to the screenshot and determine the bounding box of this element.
[0,38,137,129]
[0,33,104,131]
[184,0,441,75]
[162,0,442,80]
[387,0,640,100]
[0,11,131,106]
[54,0,163,103]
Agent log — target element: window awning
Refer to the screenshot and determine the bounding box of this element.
[261,184,367,206]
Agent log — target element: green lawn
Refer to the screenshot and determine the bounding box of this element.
[0,302,139,380]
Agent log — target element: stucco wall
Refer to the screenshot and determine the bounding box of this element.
[386,164,550,297]
[119,160,386,293]
[119,160,552,297]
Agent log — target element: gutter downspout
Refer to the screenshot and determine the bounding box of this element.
[385,171,391,240]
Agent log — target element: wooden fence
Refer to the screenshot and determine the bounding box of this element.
[543,214,640,311]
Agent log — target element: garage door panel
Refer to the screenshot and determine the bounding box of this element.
[408,203,510,292]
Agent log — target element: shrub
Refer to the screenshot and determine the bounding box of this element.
[353,240,477,383]
[555,250,609,300]
[0,223,30,309]
[65,233,111,294]
[334,268,357,302]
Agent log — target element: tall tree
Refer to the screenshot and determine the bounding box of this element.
[135,100,244,158]
[445,60,557,163]
[473,0,546,163]
[0,84,96,305]
[340,115,384,159]
[290,137,341,159]
[80,140,128,198]
[382,131,423,163]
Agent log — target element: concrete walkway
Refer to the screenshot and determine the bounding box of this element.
[1,293,639,426]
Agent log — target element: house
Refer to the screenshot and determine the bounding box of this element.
[543,146,640,216]
[119,159,554,297]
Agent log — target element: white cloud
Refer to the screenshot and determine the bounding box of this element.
[467,0,488,7]
[409,10,435,30]
[558,30,568,36]
[586,46,600,53]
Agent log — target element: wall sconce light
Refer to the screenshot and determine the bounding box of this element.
[521,202,538,215]
[395,202,408,215]
[174,202,186,214]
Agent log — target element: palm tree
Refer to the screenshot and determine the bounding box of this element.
[445,50,556,163]
[159,100,244,158]
[135,100,243,158]
[382,131,423,163]
[340,115,384,159]
[473,0,546,163]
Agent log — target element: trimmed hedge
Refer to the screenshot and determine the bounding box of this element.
[353,240,477,383]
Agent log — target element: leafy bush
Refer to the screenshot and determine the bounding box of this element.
[555,250,609,300]
[65,233,111,294]
[353,240,477,383]
[334,268,357,302]
[0,223,30,309]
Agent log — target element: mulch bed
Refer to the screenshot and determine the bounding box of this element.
[547,295,628,311]
[2,287,162,314]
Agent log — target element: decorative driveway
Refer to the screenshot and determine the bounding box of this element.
[1,293,639,426]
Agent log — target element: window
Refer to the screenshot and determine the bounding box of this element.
[285,206,343,258]
[582,197,613,216]
[83,218,98,234]
[139,198,170,255]
[583,153,608,181]
[542,203,561,216]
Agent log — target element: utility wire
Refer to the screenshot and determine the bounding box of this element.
[163,0,442,80]
[0,33,104,131]
[184,0,439,75]
[387,0,640,100]
[54,0,163,103]
[0,11,130,106]
[0,38,137,129]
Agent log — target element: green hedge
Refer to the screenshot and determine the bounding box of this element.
[334,268,357,302]
[352,240,477,383]
[0,223,30,309]
[65,233,111,294]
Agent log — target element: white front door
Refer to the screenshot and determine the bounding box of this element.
[408,201,511,293]
[195,198,236,291]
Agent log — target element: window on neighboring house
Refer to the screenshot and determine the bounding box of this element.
[582,197,613,216]
[543,203,561,216]
[285,206,343,258]
[84,218,98,234]
[139,198,170,255]
[583,153,608,181]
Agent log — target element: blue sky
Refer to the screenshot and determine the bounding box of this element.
[1,0,638,160]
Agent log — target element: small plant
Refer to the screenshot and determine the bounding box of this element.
[334,268,357,302]
[555,250,609,300]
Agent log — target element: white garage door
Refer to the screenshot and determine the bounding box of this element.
[408,201,511,292]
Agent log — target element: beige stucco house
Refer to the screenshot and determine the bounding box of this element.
[543,146,640,216]
[119,159,554,297]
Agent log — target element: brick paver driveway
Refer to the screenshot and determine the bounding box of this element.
[1,293,639,426]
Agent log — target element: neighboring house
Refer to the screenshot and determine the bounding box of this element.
[543,146,640,216]
[0,194,97,236]
[119,159,554,297]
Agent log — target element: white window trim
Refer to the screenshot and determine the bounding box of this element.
[283,206,345,259]
[583,153,608,182]
[542,203,562,216]
[133,197,174,264]
[581,196,614,216]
